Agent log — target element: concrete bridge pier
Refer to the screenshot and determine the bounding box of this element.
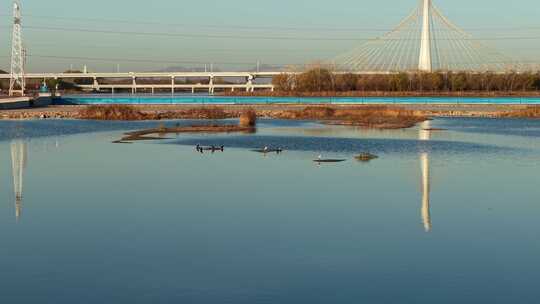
[132,76,137,95]
[93,77,99,91]
[171,76,175,95]
[246,75,255,92]
[209,76,215,94]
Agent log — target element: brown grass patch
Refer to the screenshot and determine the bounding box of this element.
[501,106,540,118]
[239,109,257,127]
[301,106,336,119]
[178,107,229,119]
[275,106,427,129]
[78,105,147,120]
[77,105,233,120]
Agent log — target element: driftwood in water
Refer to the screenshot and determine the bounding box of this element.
[120,125,255,141]
[313,159,347,163]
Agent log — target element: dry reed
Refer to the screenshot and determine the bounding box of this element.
[239,109,257,127]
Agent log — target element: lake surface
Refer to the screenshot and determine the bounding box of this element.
[1,117,539,303]
[56,94,540,105]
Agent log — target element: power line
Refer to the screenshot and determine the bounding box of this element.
[5,25,540,42]
[13,53,540,65]
[22,54,304,66]
[22,42,340,53]
[2,13,540,32]
[1,53,539,70]
[0,14,391,32]
[20,42,540,53]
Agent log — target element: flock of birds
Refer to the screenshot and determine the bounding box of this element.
[195,144,225,153]
[194,144,377,163]
[195,144,282,155]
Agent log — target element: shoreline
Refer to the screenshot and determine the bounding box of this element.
[220,91,540,98]
[0,104,538,131]
[1,104,536,118]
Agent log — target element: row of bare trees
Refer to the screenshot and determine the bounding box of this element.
[273,68,540,93]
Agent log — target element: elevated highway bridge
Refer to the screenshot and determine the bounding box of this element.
[0,71,282,94]
[0,71,392,94]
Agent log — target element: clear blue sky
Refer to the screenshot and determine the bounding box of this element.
[1,0,539,72]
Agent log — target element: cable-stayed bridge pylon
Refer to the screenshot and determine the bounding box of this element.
[333,0,516,73]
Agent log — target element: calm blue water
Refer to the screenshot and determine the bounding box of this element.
[1,118,539,303]
[55,95,540,105]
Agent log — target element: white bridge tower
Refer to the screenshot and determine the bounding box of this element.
[418,0,432,72]
[334,0,514,72]
[9,1,25,96]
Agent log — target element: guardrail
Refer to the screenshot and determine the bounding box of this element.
[54,95,540,105]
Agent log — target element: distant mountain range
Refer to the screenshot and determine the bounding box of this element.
[154,66,222,73]
[154,64,285,73]
[246,64,286,72]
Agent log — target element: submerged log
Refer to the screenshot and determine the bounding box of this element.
[313,159,347,163]
[120,125,255,142]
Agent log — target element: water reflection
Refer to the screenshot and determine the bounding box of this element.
[419,121,432,232]
[10,140,27,222]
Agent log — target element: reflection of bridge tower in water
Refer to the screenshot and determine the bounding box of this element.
[419,121,431,232]
[11,140,27,221]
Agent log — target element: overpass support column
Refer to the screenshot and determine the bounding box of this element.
[93,77,99,91]
[209,76,214,94]
[132,77,137,95]
[171,76,175,95]
[246,75,254,92]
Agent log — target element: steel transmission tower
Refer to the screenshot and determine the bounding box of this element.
[334,0,514,72]
[9,1,25,96]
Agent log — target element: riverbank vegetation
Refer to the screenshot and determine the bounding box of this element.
[267,67,540,96]
[78,105,148,120]
[500,106,540,118]
[74,104,425,129]
[270,106,428,129]
[77,105,233,120]
[239,109,257,127]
